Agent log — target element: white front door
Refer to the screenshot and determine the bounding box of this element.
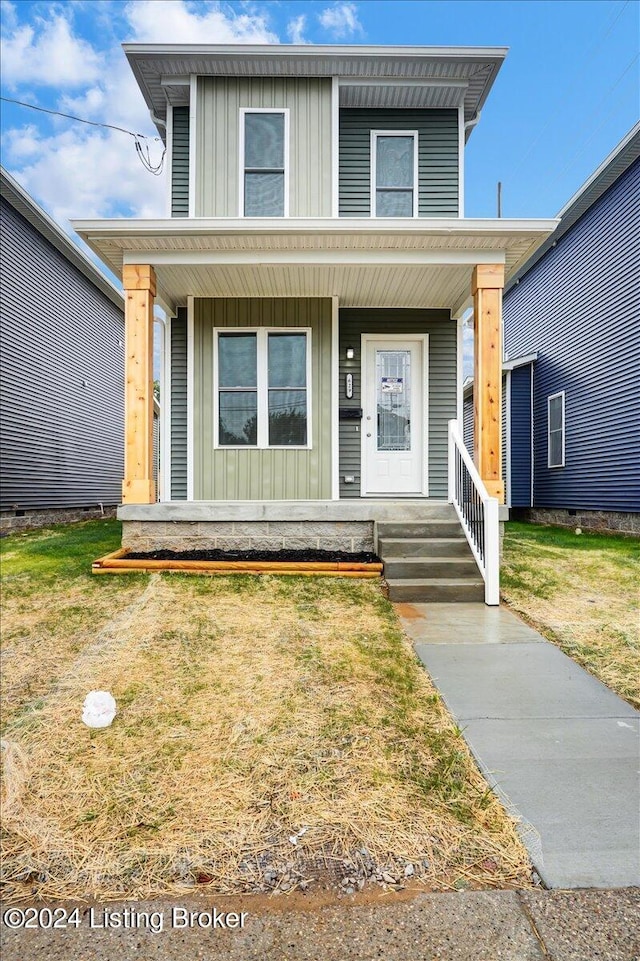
[362,336,428,495]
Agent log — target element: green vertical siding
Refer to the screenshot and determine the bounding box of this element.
[339,309,456,498]
[339,109,459,217]
[171,106,190,217]
[194,298,333,500]
[170,308,188,499]
[195,78,332,217]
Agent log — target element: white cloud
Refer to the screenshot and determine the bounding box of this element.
[0,5,103,87]
[318,2,362,38]
[2,0,282,231]
[124,0,277,44]
[287,14,307,45]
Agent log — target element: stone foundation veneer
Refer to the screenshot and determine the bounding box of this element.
[519,507,640,537]
[122,520,375,554]
[1,505,117,532]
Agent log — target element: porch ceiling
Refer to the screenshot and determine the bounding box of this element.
[72,218,558,315]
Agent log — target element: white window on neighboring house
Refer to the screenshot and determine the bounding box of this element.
[215,329,310,448]
[371,130,419,217]
[240,109,289,216]
[548,391,565,468]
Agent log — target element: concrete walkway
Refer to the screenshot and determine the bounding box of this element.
[2,890,639,960]
[396,603,640,890]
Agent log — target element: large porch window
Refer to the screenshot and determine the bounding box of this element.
[215,329,310,448]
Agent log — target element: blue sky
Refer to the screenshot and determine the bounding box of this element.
[1,1,638,229]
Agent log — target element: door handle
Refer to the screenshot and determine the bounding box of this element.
[366,433,372,438]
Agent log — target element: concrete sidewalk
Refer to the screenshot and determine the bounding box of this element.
[2,889,639,960]
[397,603,640,890]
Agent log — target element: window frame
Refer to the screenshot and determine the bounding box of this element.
[239,107,290,218]
[547,390,565,468]
[213,327,312,450]
[370,129,419,218]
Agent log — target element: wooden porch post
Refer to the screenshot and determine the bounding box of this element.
[121,264,156,504]
[472,264,505,503]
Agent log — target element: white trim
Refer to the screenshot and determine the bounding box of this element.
[547,390,565,469]
[212,327,312,450]
[505,368,512,508]
[188,75,197,217]
[165,103,173,219]
[457,104,465,217]
[360,333,429,497]
[370,130,419,218]
[161,314,172,501]
[122,248,507,267]
[530,364,535,506]
[186,295,195,499]
[74,216,560,234]
[502,351,538,371]
[331,76,340,218]
[238,107,290,218]
[456,312,464,425]
[331,296,340,499]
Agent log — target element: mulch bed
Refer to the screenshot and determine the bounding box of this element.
[126,548,380,564]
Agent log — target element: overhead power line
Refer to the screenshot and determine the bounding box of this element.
[1,96,165,175]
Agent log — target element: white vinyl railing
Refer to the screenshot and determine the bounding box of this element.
[447,419,500,605]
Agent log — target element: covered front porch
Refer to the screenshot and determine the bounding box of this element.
[73,217,557,509]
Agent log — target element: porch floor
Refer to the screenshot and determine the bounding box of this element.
[118,499,455,524]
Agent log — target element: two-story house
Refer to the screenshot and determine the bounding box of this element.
[74,44,557,603]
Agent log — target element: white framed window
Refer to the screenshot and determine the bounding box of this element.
[214,328,311,449]
[239,108,289,217]
[370,130,419,217]
[547,391,565,468]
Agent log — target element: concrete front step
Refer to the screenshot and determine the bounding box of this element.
[377,520,464,539]
[387,578,485,603]
[378,536,472,558]
[383,557,478,579]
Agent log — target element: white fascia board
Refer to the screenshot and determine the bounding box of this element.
[122,249,507,266]
[72,216,558,236]
[502,351,538,371]
[124,43,509,60]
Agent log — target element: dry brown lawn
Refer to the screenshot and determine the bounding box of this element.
[1,521,532,902]
[502,522,639,708]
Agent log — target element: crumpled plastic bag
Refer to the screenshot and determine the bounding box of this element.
[82,691,117,729]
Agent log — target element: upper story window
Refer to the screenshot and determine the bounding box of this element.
[371,131,419,217]
[548,391,565,468]
[240,109,289,217]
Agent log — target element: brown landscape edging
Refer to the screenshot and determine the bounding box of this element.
[92,549,383,578]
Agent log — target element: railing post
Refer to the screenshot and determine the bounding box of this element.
[448,420,456,503]
[484,497,500,605]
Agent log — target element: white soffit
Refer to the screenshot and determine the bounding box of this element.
[72,218,557,315]
[124,44,507,133]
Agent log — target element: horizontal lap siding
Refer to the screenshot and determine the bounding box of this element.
[339,109,459,217]
[0,198,124,510]
[196,78,332,217]
[339,309,455,497]
[194,298,332,500]
[510,365,533,507]
[170,308,188,499]
[504,158,640,511]
[171,106,190,217]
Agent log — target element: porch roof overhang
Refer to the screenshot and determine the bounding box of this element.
[72,217,558,316]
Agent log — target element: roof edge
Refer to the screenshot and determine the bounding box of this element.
[505,121,640,295]
[1,167,124,311]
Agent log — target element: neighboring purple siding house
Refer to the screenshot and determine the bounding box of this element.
[501,122,640,534]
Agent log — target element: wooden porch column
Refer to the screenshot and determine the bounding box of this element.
[121,264,156,504]
[472,263,505,503]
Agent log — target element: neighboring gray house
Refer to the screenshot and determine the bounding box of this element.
[0,168,128,530]
[74,44,558,603]
[465,122,639,535]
